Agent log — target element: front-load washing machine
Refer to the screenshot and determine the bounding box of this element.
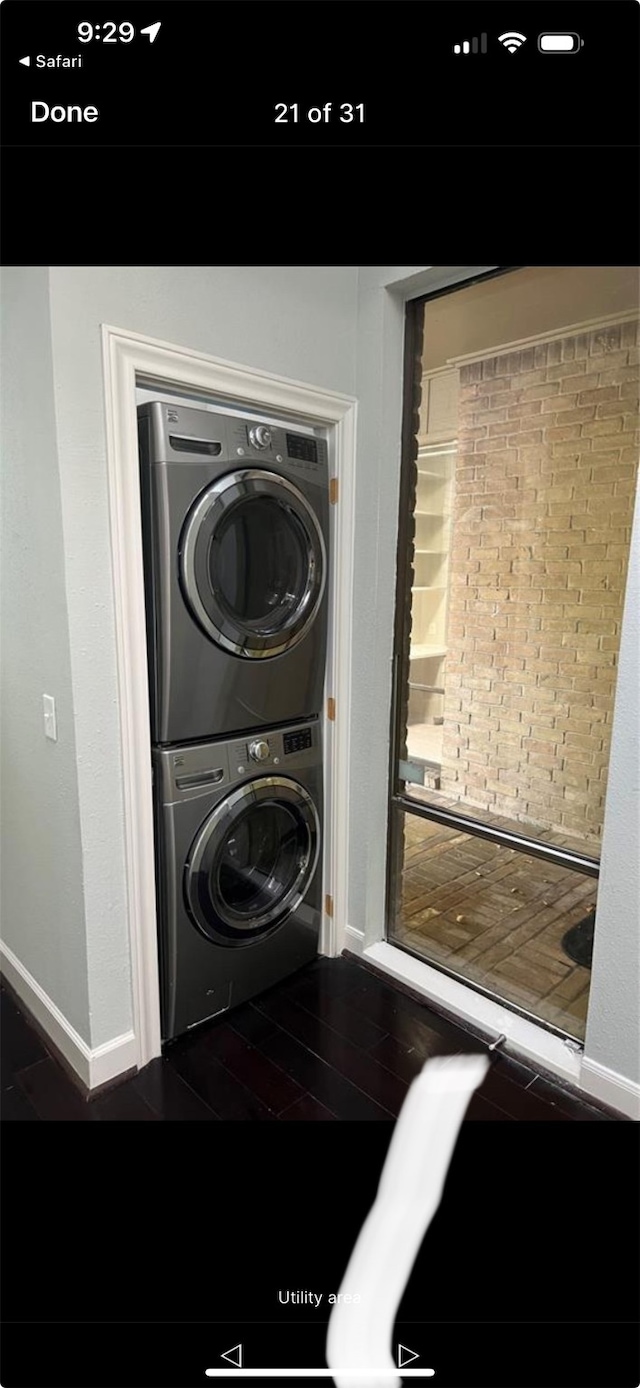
[152,718,322,1041]
[138,401,330,744]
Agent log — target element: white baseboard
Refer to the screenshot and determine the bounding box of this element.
[362,941,581,1085]
[358,942,639,1118]
[580,1055,640,1121]
[0,940,138,1090]
[343,924,364,948]
[88,1031,139,1089]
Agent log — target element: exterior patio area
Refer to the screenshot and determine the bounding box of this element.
[392,810,597,1040]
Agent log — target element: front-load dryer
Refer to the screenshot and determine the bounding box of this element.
[138,401,330,744]
[152,718,322,1041]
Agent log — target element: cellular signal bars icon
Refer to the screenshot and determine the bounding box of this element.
[453,34,488,54]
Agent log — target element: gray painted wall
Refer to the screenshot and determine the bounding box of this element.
[45,265,358,1046]
[0,268,89,1038]
[584,478,640,1083]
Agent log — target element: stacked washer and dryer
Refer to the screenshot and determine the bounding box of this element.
[138,402,329,1041]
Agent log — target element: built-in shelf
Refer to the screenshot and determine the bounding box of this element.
[410,644,448,660]
[407,385,459,778]
[409,426,456,748]
[406,721,443,770]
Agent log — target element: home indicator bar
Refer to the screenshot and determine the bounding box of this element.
[208,1344,432,1375]
[205,1372,436,1379]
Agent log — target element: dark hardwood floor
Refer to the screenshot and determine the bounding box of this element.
[0,956,624,1122]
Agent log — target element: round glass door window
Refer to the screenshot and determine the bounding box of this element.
[180,470,326,658]
[184,777,320,946]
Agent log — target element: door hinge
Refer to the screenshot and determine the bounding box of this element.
[329,477,339,505]
[327,697,336,721]
[325,894,334,918]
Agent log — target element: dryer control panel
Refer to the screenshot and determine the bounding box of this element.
[139,401,328,481]
[285,433,319,464]
[226,415,328,477]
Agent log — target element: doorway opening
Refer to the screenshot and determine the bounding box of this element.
[102,326,356,1070]
[388,267,640,1042]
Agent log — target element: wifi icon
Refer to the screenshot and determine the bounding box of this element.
[498,31,527,52]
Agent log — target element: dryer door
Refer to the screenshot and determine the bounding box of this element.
[184,776,320,946]
[179,469,326,657]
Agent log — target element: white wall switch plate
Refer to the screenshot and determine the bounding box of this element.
[43,694,57,741]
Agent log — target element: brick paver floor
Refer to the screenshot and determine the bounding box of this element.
[392,810,597,1040]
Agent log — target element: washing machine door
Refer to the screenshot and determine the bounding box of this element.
[179,469,326,658]
[184,776,320,946]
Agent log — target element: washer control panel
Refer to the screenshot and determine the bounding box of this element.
[228,723,318,780]
[283,727,313,755]
[249,738,271,763]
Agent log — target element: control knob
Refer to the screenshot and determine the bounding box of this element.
[249,425,272,450]
[249,739,270,763]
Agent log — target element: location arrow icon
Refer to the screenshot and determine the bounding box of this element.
[397,1343,420,1368]
[140,22,162,43]
[19,56,30,66]
[220,1343,243,1368]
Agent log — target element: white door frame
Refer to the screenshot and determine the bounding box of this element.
[101,324,357,1070]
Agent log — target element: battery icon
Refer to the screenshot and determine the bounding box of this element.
[538,33,583,53]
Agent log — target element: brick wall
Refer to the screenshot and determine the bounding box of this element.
[440,318,639,846]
